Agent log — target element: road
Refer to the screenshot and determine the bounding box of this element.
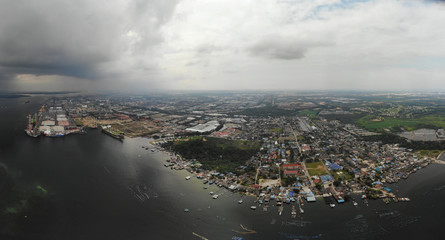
[288,124,314,187]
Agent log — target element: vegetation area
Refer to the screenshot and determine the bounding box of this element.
[366,188,383,200]
[331,170,353,181]
[305,161,328,176]
[234,106,296,117]
[416,150,442,158]
[363,133,445,151]
[269,128,283,132]
[322,113,365,125]
[163,137,261,173]
[356,115,445,132]
[297,110,319,118]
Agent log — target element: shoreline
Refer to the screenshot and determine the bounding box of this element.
[144,138,411,211]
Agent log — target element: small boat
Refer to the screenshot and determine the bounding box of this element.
[258,199,263,204]
[210,192,214,195]
[185,176,191,180]
[330,203,336,208]
[251,206,257,210]
[184,208,190,213]
[213,194,219,199]
[203,180,208,184]
[300,208,304,214]
[353,201,358,206]
[209,181,214,185]
[291,206,297,217]
[238,199,243,204]
[203,186,208,189]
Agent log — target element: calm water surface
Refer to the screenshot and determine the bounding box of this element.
[0,96,444,240]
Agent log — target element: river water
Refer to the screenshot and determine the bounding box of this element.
[0,96,444,240]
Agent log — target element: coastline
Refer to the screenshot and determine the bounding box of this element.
[145,138,397,210]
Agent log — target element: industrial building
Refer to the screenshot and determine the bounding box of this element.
[186,120,220,133]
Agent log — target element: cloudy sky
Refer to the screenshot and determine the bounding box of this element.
[1,0,445,92]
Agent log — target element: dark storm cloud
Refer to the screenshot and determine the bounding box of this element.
[0,0,179,81]
[248,37,329,60]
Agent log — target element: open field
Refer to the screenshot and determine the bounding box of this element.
[356,115,445,132]
[305,161,328,176]
[416,150,442,158]
[112,120,160,137]
[269,128,283,132]
[331,170,353,181]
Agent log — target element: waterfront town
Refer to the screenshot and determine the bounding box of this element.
[25,92,444,211]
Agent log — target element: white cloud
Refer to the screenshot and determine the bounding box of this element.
[159,0,445,90]
[2,0,445,91]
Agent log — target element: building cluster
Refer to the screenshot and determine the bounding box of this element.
[28,94,433,202]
